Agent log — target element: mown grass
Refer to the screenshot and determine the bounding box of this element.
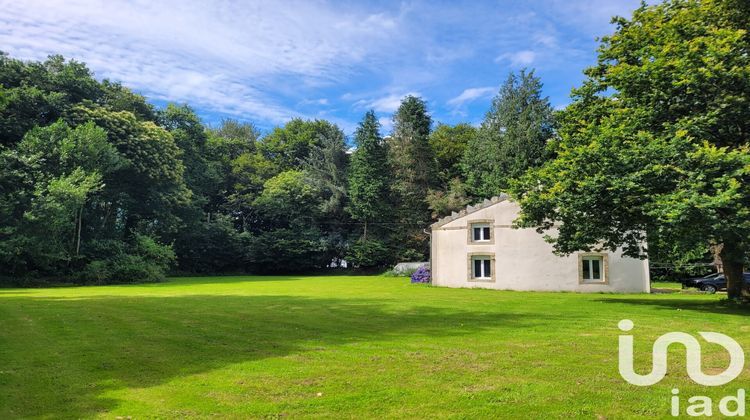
[1,275,748,418]
[651,281,683,290]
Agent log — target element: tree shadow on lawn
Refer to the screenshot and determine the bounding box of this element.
[595,296,750,315]
[162,275,313,284]
[0,275,312,293]
[144,274,387,289]
[0,294,526,418]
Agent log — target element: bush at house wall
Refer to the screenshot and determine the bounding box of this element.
[410,266,431,284]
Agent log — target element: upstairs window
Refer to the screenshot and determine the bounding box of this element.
[471,223,491,242]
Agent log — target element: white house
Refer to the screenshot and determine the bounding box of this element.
[430,195,650,293]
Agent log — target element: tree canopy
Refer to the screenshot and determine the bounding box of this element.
[388,96,437,260]
[347,111,393,267]
[512,0,750,299]
[463,70,554,198]
[2,0,745,288]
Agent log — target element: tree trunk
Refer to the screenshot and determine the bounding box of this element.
[123,213,138,240]
[76,205,83,255]
[719,241,747,301]
[363,221,368,241]
[101,202,111,229]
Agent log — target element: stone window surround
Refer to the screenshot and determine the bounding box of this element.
[578,252,609,285]
[467,252,496,282]
[467,219,495,245]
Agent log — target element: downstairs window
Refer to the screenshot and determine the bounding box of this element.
[471,256,492,280]
[580,255,607,283]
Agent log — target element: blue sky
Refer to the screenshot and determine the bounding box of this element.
[0,0,642,136]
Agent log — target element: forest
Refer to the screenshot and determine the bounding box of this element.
[0,0,748,298]
[0,52,555,283]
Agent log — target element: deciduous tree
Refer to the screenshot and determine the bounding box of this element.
[513,0,750,300]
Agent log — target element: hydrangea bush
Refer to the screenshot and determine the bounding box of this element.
[410,266,431,284]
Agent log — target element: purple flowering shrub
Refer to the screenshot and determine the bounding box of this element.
[410,266,431,284]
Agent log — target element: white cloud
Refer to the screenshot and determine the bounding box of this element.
[0,0,401,124]
[368,95,405,113]
[378,117,393,134]
[495,50,537,67]
[299,98,329,106]
[533,33,558,49]
[0,0,645,128]
[447,86,495,107]
[546,0,644,34]
[355,92,421,113]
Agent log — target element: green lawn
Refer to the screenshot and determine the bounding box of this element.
[651,281,684,290]
[1,276,748,418]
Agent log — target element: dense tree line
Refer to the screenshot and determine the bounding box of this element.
[0,52,552,283]
[3,0,745,291]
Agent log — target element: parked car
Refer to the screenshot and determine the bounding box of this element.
[682,272,750,293]
[681,273,722,289]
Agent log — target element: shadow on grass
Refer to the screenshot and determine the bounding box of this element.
[0,275,312,291]
[0,293,524,418]
[142,274,377,288]
[596,297,750,315]
[166,274,317,281]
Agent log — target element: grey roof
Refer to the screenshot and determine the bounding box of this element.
[431,194,510,229]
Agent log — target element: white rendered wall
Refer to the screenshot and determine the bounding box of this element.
[430,200,650,293]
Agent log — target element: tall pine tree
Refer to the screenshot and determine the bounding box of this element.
[463,70,554,198]
[346,111,392,267]
[389,96,437,259]
[347,111,390,238]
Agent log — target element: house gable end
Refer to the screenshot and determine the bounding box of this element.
[431,194,510,229]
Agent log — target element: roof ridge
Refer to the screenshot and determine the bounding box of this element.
[431,194,509,228]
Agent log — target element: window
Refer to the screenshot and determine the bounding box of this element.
[471,223,491,242]
[467,220,494,244]
[471,256,492,280]
[580,255,607,284]
[468,253,494,282]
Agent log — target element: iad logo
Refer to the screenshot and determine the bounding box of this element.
[618,319,744,386]
[617,319,747,417]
